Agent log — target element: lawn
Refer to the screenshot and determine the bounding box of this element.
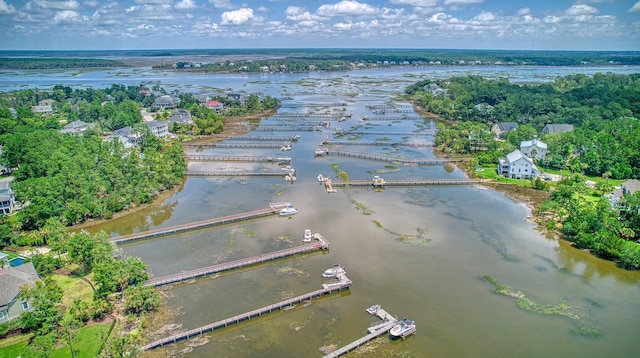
[50,270,95,308]
[0,323,112,358]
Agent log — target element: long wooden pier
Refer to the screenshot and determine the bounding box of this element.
[225,135,300,142]
[144,237,330,287]
[110,204,289,245]
[185,170,290,177]
[184,155,291,163]
[252,126,315,132]
[183,143,288,149]
[140,273,351,351]
[321,150,464,165]
[335,131,434,136]
[329,178,482,187]
[321,140,434,147]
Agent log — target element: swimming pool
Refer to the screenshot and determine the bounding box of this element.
[8,257,26,267]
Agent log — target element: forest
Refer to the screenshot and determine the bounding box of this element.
[405,73,640,269]
[0,84,278,237]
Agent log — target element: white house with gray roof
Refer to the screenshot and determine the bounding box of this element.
[520,136,547,161]
[0,261,41,323]
[498,150,539,179]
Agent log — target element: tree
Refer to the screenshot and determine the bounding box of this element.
[18,278,63,335]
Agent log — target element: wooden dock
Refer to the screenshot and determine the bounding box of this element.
[335,131,434,136]
[110,204,290,245]
[184,155,291,163]
[321,150,464,165]
[321,140,434,147]
[144,237,330,287]
[323,305,400,358]
[329,178,482,188]
[252,126,316,132]
[183,143,289,149]
[185,170,291,177]
[140,273,352,351]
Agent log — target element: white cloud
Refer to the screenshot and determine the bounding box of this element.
[389,0,439,7]
[209,0,235,9]
[34,0,80,10]
[473,11,495,22]
[221,8,254,25]
[517,8,530,16]
[0,0,17,15]
[444,0,484,8]
[134,0,173,4]
[83,0,99,7]
[175,0,197,10]
[285,6,323,22]
[566,4,598,16]
[53,10,80,23]
[316,1,379,17]
[629,1,640,12]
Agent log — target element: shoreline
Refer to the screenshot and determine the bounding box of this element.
[73,109,273,231]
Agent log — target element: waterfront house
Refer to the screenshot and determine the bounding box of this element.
[60,120,96,135]
[105,126,139,149]
[520,136,547,161]
[145,120,169,137]
[498,150,539,179]
[491,122,519,138]
[153,95,180,110]
[31,100,54,116]
[542,124,574,135]
[609,179,640,206]
[204,100,224,113]
[227,93,248,105]
[168,109,193,125]
[0,261,41,323]
[0,180,14,214]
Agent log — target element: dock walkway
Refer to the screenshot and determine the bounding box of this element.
[110,204,289,245]
[323,305,399,358]
[321,140,434,147]
[330,178,482,187]
[141,273,351,351]
[144,237,330,287]
[183,143,287,149]
[185,170,289,177]
[184,155,291,163]
[321,150,465,165]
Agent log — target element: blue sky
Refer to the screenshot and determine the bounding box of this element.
[0,0,639,50]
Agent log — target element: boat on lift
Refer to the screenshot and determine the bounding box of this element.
[389,318,416,339]
[322,264,346,278]
[278,204,298,216]
[304,229,313,242]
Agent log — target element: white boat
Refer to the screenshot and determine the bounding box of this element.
[317,174,324,182]
[389,318,416,339]
[366,304,381,315]
[281,143,292,151]
[279,204,298,216]
[322,264,346,278]
[304,229,312,242]
[315,148,328,156]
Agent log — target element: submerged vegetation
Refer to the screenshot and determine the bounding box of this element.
[482,276,600,337]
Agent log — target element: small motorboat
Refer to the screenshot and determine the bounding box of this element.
[317,174,324,182]
[279,204,298,216]
[322,264,346,278]
[304,229,313,242]
[366,304,381,315]
[389,318,416,339]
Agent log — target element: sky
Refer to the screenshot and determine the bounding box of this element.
[0,0,639,51]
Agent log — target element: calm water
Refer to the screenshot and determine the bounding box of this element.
[12,65,640,357]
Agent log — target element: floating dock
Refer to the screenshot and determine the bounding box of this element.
[323,305,402,358]
[110,203,290,245]
[144,236,330,287]
[141,272,352,351]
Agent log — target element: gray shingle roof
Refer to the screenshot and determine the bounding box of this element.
[0,262,40,307]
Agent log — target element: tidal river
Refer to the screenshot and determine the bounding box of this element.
[29,65,640,357]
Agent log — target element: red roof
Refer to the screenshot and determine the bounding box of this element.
[205,100,222,107]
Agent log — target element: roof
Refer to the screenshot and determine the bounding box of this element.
[621,179,640,195]
[520,137,547,150]
[494,122,519,132]
[146,120,167,129]
[113,126,133,137]
[0,262,40,306]
[205,100,223,107]
[0,181,11,192]
[543,124,574,134]
[64,120,88,129]
[505,150,527,163]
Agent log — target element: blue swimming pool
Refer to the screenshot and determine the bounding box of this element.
[9,257,26,267]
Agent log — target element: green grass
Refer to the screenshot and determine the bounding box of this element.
[50,273,94,308]
[0,324,112,358]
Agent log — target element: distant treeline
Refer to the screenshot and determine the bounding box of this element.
[0,58,126,70]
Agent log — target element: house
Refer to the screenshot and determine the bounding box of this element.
[31,100,54,116]
[168,109,193,125]
[145,121,169,137]
[226,93,248,105]
[491,122,519,138]
[153,95,180,110]
[194,94,211,104]
[204,100,224,113]
[520,136,547,161]
[542,124,574,135]
[60,120,96,135]
[0,180,14,214]
[498,150,539,179]
[0,261,41,323]
[610,179,640,206]
[105,126,139,149]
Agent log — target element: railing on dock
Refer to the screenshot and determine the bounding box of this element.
[185,170,289,177]
[144,238,330,287]
[110,204,289,245]
[321,140,434,147]
[184,155,291,163]
[330,178,482,187]
[141,273,351,351]
[321,150,465,165]
[183,143,287,149]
